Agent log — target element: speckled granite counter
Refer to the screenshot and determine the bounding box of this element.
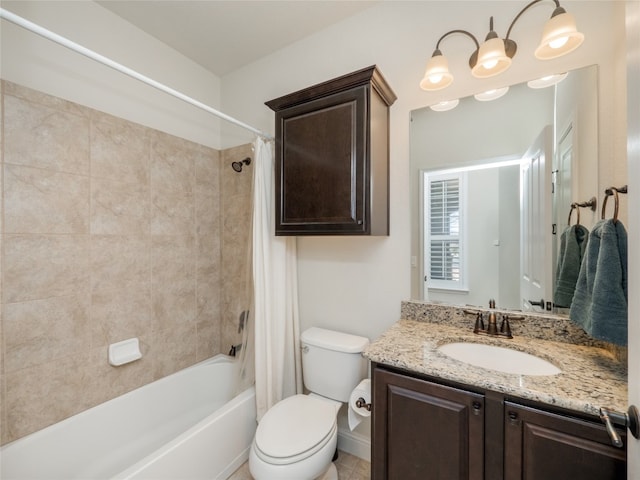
[364,318,628,417]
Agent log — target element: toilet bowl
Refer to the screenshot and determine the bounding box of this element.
[249,394,341,480]
[249,328,369,480]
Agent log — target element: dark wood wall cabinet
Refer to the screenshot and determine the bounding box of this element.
[265,65,396,236]
[372,363,627,480]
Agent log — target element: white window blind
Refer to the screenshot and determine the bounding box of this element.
[425,172,467,291]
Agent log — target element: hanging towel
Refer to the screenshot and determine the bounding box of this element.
[554,224,589,308]
[569,219,628,345]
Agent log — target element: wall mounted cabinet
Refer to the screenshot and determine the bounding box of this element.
[266,65,396,235]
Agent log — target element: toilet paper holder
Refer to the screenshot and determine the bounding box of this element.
[355,397,372,412]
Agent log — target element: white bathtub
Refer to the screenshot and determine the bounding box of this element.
[0,354,257,480]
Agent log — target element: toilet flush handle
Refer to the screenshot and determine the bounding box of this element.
[301,345,309,354]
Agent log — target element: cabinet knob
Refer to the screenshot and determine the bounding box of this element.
[472,401,482,415]
[508,411,519,425]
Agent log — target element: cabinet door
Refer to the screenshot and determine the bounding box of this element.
[275,86,367,235]
[373,368,485,480]
[504,401,626,480]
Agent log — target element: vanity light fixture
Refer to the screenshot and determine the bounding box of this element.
[474,86,510,102]
[527,72,568,88]
[419,0,584,91]
[429,99,460,112]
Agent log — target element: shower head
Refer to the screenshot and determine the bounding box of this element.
[231,157,251,173]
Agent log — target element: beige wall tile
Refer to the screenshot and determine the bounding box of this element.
[196,192,219,236]
[3,81,90,118]
[91,287,152,347]
[150,191,195,236]
[151,131,196,195]
[4,164,89,234]
[220,145,253,354]
[151,235,196,331]
[3,235,90,304]
[91,235,150,293]
[196,320,220,362]
[90,235,152,346]
[3,95,90,175]
[4,351,98,441]
[85,344,154,408]
[0,374,7,445]
[3,294,91,372]
[147,323,197,380]
[195,146,220,198]
[90,177,150,235]
[90,114,150,184]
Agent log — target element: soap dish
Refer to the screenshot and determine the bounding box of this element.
[108,338,142,366]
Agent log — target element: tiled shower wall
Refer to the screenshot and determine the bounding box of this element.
[0,81,253,445]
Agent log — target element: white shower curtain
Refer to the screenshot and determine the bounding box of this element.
[252,136,303,421]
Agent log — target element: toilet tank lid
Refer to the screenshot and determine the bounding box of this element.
[301,327,369,353]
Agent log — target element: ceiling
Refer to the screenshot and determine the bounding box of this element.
[97,1,379,77]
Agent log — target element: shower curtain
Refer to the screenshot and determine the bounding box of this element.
[251,136,303,421]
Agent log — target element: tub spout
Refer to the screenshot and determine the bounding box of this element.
[229,343,243,357]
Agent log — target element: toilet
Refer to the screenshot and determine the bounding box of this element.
[249,327,369,480]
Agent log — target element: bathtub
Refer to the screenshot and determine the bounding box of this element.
[0,354,257,480]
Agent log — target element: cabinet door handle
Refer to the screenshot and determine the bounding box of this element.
[507,411,519,425]
[472,401,482,415]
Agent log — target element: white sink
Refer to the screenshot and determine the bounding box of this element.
[437,342,562,376]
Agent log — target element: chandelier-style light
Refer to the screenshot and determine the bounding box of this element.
[420,0,584,91]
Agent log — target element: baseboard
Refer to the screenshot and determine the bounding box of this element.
[337,428,371,462]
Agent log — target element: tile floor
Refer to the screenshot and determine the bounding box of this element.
[228,450,371,480]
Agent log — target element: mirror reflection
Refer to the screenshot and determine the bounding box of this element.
[410,65,599,313]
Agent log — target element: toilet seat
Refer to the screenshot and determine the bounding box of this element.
[254,394,337,465]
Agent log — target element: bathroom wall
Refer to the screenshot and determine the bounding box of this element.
[0,81,251,445]
[220,1,627,342]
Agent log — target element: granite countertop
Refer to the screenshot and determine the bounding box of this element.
[363,319,628,417]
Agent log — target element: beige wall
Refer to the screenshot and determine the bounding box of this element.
[0,81,252,445]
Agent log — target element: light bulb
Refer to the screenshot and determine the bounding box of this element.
[549,36,569,49]
[483,59,498,70]
[429,73,444,84]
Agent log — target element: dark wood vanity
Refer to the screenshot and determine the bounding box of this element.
[372,363,627,480]
[265,65,396,236]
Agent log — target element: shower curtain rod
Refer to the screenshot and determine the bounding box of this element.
[0,8,274,141]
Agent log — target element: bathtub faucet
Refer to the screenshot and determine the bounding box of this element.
[228,343,243,357]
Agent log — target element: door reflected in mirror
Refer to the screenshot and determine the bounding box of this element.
[410,65,600,313]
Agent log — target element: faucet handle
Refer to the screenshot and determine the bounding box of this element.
[473,312,485,334]
[500,315,513,339]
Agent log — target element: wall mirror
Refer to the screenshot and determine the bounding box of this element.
[410,65,601,314]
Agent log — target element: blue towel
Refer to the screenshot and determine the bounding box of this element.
[554,225,589,308]
[569,219,627,345]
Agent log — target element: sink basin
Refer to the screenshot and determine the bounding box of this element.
[437,342,562,376]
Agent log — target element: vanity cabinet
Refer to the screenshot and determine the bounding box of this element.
[372,364,627,480]
[503,401,627,480]
[372,367,485,480]
[265,65,396,236]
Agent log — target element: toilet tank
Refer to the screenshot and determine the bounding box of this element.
[301,327,369,402]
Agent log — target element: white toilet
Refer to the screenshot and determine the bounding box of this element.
[249,327,369,480]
